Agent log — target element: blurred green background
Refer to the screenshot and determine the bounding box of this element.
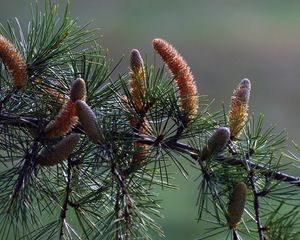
[2,1,300,239]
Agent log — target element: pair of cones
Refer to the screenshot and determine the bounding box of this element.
[127,38,200,127]
[201,78,251,160]
[37,79,103,166]
[127,38,200,165]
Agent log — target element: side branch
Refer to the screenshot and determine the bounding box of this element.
[164,140,300,187]
[1,114,300,187]
[58,161,72,239]
[0,89,18,109]
[248,169,265,240]
[7,139,39,213]
[112,163,130,240]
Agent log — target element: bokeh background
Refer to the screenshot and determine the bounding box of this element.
[1,1,300,239]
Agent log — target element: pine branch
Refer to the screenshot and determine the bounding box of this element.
[1,112,300,188]
[0,113,40,128]
[1,3,300,239]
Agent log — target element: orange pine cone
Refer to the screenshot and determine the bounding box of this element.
[0,35,27,89]
[152,38,198,122]
[44,100,78,137]
[44,79,87,138]
[228,79,251,139]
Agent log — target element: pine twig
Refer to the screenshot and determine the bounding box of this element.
[1,113,300,188]
[165,140,300,187]
[7,139,39,213]
[233,230,239,240]
[248,169,265,240]
[112,163,130,240]
[0,88,18,109]
[58,160,72,239]
[114,190,121,240]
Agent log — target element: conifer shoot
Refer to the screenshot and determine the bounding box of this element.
[45,78,86,137]
[228,79,251,139]
[0,35,27,89]
[129,49,146,113]
[152,38,198,122]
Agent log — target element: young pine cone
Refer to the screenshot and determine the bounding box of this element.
[226,182,247,229]
[75,100,104,144]
[37,133,80,166]
[201,127,230,160]
[70,78,86,102]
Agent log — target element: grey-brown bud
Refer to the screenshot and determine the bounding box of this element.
[130,49,144,72]
[75,100,103,144]
[226,182,247,228]
[237,78,251,103]
[201,127,230,160]
[37,133,80,166]
[208,127,230,153]
[70,78,86,102]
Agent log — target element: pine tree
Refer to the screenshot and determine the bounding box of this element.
[0,1,300,239]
